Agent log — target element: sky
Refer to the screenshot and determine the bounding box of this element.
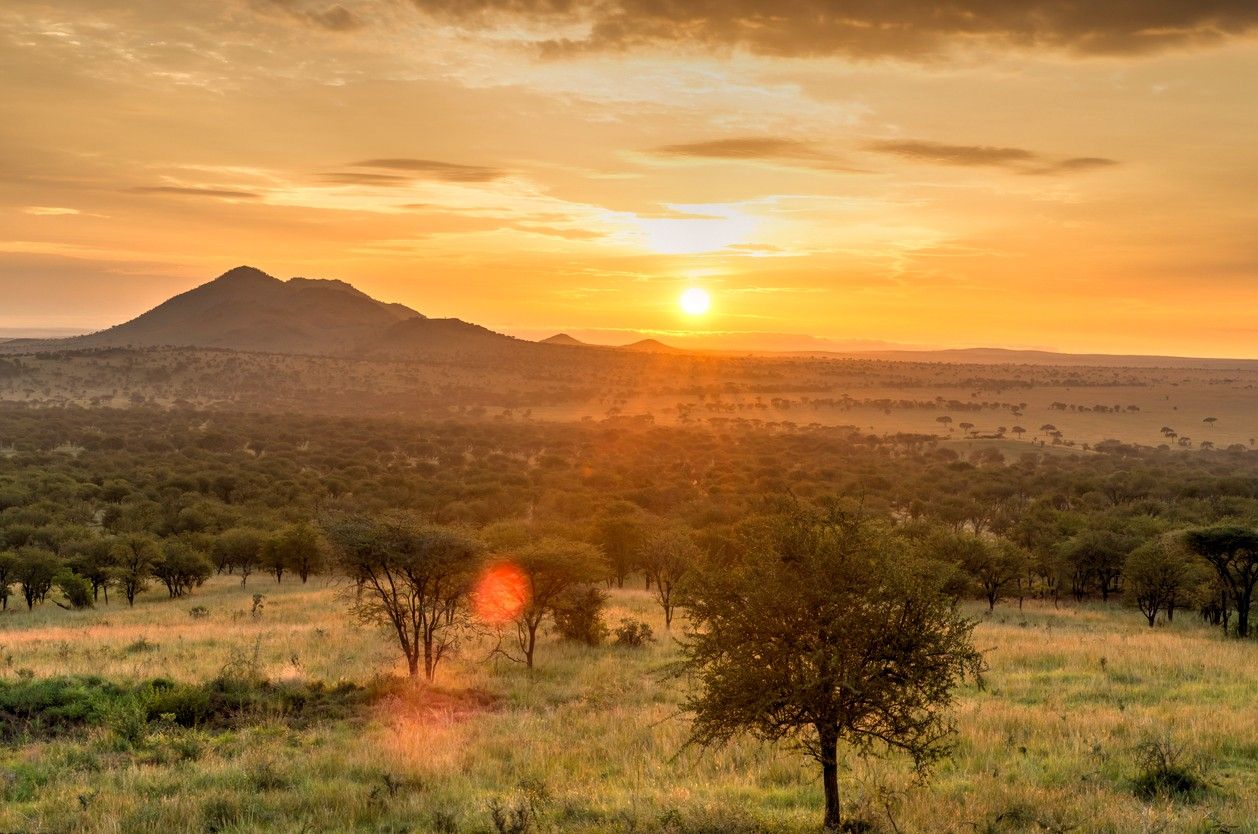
[2,1,1257,355]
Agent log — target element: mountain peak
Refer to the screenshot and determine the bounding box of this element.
[540,333,587,346]
[213,265,278,284]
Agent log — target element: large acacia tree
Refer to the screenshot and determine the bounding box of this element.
[326,515,483,681]
[678,508,983,830]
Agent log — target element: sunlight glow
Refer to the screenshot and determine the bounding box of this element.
[679,287,711,316]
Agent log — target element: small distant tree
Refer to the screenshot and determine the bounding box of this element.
[275,523,325,583]
[15,547,58,610]
[153,540,214,598]
[1183,525,1258,638]
[325,515,483,681]
[678,508,984,830]
[595,504,647,589]
[213,528,263,586]
[111,533,161,606]
[637,525,700,628]
[936,532,1028,611]
[1124,538,1201,627]
[66,538,116,603]
[0,550,16,611]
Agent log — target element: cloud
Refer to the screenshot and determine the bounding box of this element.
[348,158,507,183]
[22,207,81,216]
[406,0,1258,59]
[1026,156,1122,175]
[258,0,365,32]
[865,140,1117,175]
[649,137,863,172]
[866,140,1037,167]
[127,186,261,198]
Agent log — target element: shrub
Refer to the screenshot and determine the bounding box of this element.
[614,618,655,648]
[188,605,210,619]
[550,586,609,646]
[53,570,93,610]
[1132,735,1208,801]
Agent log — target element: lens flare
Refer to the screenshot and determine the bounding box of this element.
[472,562,529,624]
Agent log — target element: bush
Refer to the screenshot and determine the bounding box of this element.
[1132,735,1208,801]
[188,605,210,619]
[614,618,655,648]
[550,586,609,646]
[53,570,93,610]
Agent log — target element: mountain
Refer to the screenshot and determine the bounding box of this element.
[620,338,682,353]
[19,266,423,355]
[539,333,588,347]
[359,316,526,359]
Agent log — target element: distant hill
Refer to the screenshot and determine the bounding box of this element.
[539,333,588,347]
[8,266,423,355]
[620,338,681,353]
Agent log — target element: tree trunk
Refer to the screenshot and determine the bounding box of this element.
[817,725,841,830]
[407,653,420,678]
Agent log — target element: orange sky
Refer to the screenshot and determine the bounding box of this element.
[2,1,1257,355]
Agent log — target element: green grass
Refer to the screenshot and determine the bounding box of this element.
[1,577,1255,832]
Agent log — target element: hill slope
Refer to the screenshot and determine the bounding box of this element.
[25,266,423,355]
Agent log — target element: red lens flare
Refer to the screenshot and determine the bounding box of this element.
[473,562,529,625]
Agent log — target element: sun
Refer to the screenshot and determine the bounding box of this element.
[679,287,711,316]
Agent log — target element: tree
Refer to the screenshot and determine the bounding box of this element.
[935,532,1028,611]
[678,508,983,830]
[325,515,483,681]
[65,537,116,603]
[595,504,647,588]
[111,534,160,606]
[637,525,699,628]
[1183,525,1258,638]
[1060,529,1131,602]
[213,528,263,586]
[500,537,606,668]
[153,540,214,598]
[15,547,58,610]
[0,550,16,611]
[1124,538,1201,627]
[53,569,94,610]
[261,523,324,583]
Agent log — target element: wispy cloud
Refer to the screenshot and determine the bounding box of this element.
[126,186,261,198]
[649,137,863,173]
[866,140,1117,175]
[347,158,506,183]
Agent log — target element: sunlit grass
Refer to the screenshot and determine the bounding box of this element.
[1,577,1255,832]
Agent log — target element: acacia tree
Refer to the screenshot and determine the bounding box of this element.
[153,540,214,598]
[1123,537,1202,627]
[15,547,58,610]
[213,528,263,586]
[325,515,482,681]
[111,534,161,606]
[0,550,16,611]
[504,537,606,669]
[637,525,699,628]
[1183,525,1258,638]
[933,531,1027,611]
[678,508,983,830]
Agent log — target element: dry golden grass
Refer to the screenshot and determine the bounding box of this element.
[1,576,1255,832]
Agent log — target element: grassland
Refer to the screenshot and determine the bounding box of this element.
[1,576,1254,833]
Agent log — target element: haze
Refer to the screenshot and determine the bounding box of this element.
[2,1,1257,355]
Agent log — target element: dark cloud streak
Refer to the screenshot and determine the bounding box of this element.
[865,140,1118,175]
[407,0,1258,58]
